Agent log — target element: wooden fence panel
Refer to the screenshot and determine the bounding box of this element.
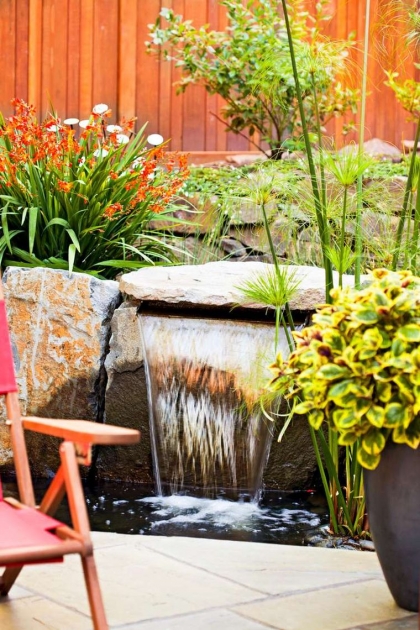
[0,0,417,151]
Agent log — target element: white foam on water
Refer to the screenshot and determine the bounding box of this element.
[138,495,321,531]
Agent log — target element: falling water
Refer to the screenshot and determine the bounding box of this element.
[139,314,290,500]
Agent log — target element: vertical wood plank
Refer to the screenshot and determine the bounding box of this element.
[41,0,69,117]
[79,0,94,118]
[28,0,43,111]
[216,0,228,150]
[118,0,138,122]
[332,0,348,145]
[159,0,173,142]
[92,0,119,115]
[136,0,161,135]
[0,0,17,116]
[364,0,377,141]
[205,0,219,151]
[182,0,207,150]
[15,0,30,103]
[169,0,185,150]
[67,0,81,118]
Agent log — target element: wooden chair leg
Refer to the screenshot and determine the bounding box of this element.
[82,555,109,630]
[60,441,108,629]
[0,566,23,596]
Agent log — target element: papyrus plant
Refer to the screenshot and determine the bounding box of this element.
[268,269,420,472]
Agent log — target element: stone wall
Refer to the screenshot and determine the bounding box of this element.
[0,267,122,476]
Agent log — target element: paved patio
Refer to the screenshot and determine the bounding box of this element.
[0,533,417,629]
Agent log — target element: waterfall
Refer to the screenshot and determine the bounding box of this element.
[139,313,289,500]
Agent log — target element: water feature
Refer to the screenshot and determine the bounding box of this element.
[139,313,290,500]
[5,306,324,546]
[2,478,328,545]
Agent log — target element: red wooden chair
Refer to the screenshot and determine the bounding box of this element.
[0,279,140,629]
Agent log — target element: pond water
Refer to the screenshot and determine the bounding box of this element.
[3,479,328,546]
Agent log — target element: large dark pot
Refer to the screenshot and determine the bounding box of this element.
[364,442,420,612]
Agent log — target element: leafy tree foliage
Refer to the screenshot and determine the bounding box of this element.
[147,0,359,158]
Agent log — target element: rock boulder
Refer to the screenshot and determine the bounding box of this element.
[1,267,120,475]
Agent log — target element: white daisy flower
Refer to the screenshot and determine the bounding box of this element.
[64,118,79,126]
[147,133,164,146]
[92,103,108,115]
[106,124,122,133]
[93,148,109,158]
[79,119,90,129]
[116,134,130,145]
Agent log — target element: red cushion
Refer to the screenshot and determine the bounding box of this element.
[0,501,64,550]
[0,300,18,394]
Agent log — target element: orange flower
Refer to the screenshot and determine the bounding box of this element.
[57,180,73,193]
[103,202,123,220]
[178,153,189,169]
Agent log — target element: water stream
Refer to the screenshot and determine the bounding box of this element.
[140,314,290,500]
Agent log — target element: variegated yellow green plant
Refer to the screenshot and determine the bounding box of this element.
[268,268,420,471]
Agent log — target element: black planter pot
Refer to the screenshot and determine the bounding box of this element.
[364,442,420,612]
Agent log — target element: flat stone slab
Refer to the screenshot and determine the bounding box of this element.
[120,261,364,312]
[0,533,415,630]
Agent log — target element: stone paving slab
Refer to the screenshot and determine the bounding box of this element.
[359,617,419,630]
[233,580,412,630]
[0,533,416,630]
[139,536,383,596]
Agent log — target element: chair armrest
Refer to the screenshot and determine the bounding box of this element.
[22,416,140,446]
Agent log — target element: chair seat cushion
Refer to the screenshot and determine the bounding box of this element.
[0,501,63,550]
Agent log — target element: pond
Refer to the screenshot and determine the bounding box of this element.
[3,478,328,546]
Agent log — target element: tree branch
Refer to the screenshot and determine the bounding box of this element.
[209,111,270,156]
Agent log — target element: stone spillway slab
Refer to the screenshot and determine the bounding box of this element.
[119,261,360,312]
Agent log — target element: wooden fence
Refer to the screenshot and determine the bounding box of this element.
[0,0,417,152]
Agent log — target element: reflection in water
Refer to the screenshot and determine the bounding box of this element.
[140,315,290,500]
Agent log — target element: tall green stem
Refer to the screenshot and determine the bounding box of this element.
[355,0,371,288]
[339,186,348,287]
[411,175,420,272]
[280,0,333,302]
[392,117,420,270]
[261,201,294,351]
[403,191,412,269]
[310,73,327,214]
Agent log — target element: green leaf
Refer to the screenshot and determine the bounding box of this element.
[28,206,38,255]
[318,364,351,380]
[1,203,12,254]
[68,244,76,276]
[357,448,380,470]
[332,408,358,429]
[393,418,420,448]
[362,428,386,455]
[44,217,71,229]
[397,324,420,343]
[294,401,315,415]
[366,405,385,428]
[384,403,407,427]
[352,308,379,324]
[65,228,81,252]
[307,409,324,429]
[328,379,355,402]
[337,430,358,446]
